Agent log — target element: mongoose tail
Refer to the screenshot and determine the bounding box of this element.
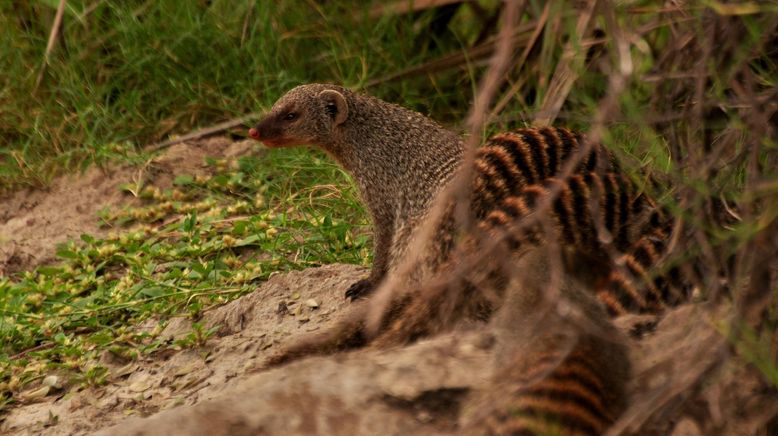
[468,336,629,435]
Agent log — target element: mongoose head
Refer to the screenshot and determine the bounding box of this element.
[249,84,350,148]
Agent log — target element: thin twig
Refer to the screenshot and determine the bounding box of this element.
[365,0,526,333]
[34,0,68,92]
[369,0,469,18]
[457,0,526,215]
[489,1,551,121]
[365,20,537,88]
[240,0,255,48]
[146,112,261,152]
[534,0,600,126]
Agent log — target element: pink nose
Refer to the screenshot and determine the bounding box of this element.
[248,128,260,139]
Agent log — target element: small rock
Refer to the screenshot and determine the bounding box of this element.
[163,396,186,410]
[98,395,119,410]
[69,395,85,411]
[19,385,49,401]
[43,375,63,390]
[128,373,152,392]
[173,361,204,377]
[671,418,702,436]
[304,298,319,309]
[112,363,139,379]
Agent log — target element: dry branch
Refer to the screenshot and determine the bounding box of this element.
[146,113,261,152]
[365,20,538,88]
[369,0,470,18]
[34,0,68,92]
[534,0,600,126]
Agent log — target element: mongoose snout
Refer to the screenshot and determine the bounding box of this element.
[247,115,296,148]
[249,86,350,149]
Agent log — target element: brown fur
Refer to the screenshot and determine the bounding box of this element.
[253,84,688,434]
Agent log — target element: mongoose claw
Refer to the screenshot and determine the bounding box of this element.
[345,278,375,301]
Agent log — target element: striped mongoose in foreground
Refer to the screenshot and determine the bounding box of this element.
[249,83,684,314]
[459,247,630,435]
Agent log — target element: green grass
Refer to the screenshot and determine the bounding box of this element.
[1,0,777,412]
[0,147,369,406]
[0,1,480,192]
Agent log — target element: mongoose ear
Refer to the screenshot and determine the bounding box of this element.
[318,89,348,126]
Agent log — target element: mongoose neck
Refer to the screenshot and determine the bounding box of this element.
[327,94,464,222]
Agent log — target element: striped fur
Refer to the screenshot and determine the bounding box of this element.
[472,127,620,216]
[477,171,687,315]
[472,337,627,436]
[468,128,688,315]
[360,171,671,349]
[456,248,630,436]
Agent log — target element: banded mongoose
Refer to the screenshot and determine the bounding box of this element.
[460,248,630,435]
[249,83,684,313]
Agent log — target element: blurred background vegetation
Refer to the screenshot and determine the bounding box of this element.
[3,0,773,193]
[1,0,777,420]
[1,0,481,191]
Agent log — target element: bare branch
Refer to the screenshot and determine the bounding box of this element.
[34,0,68,93]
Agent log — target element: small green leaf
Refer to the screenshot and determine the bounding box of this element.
[139,286,164,298]
[55,246,79,260]
[173,175,194,186]
[236,234,261,246]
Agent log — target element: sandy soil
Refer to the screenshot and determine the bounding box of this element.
[1,137,775,435]
[0,137,256,275]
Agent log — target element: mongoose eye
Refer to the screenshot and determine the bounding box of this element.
[284,112,297,121]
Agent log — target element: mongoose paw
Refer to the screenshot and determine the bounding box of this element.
[345,278,375,301]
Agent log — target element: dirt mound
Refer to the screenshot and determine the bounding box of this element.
[86,302,778,436]
[2,263,366,435]
[100,330,491,436]
[0,137,257,276]
[5,272,761,436]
